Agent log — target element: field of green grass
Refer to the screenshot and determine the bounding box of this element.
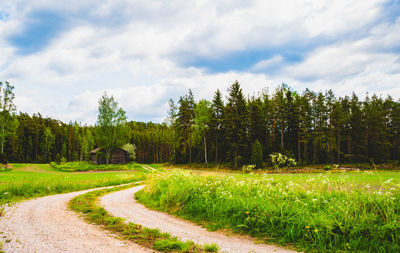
[137,169,400,252]
[50,161,148,172]
[0,163,146,205]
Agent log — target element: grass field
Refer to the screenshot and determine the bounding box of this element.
[50,161,147,172]
[0,163,146,205]
[137,169,400,252]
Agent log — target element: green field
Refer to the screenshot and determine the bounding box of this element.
[0,163,146,205]
[137,169,400,252]
[50,161,149,172]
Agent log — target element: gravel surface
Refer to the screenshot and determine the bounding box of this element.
[0,187,152,253]
[101,185,296,253]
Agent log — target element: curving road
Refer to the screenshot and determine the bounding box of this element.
[100,186,296,253]
[0,187,151,253]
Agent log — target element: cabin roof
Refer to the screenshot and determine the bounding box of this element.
[90,148,102,154]
[89,147,128,154]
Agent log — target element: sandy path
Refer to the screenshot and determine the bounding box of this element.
[0,187,152,253]
[141,165,156,172]
[101,186,296,253]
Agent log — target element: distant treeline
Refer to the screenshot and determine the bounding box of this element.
[1,113,172,164]
[1,80,399,166]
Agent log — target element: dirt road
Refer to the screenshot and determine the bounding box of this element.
[0,187,151,253]
[101,186,296,253]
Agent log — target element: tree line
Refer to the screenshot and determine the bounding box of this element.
[1,80,399,166]
[168,81,400,167]
[0,83,173,164]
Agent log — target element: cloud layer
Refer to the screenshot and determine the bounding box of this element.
[0,0,399,124]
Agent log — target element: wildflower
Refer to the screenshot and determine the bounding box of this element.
[245,211,250,215]
[312,198,318,202]
[314,228,318,233]
[384,178,393,185]
[305,226,310,229]
[3,192,9,195]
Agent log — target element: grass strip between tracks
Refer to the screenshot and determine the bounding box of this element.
[69,183,219,253]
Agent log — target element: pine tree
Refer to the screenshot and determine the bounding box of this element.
[225,81,248,168]
[211,90,224,163]
[41,127,55,162]
[166,99,179,163]
[177,90,196,163]
[251,139,263,168]
[248,96,265,146]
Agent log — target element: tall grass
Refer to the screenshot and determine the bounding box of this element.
[137,170,400,252]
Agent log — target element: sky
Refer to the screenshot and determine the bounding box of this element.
[1,0,400,124]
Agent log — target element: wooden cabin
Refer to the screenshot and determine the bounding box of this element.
[90,147,128,164]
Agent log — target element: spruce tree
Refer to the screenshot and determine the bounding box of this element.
[211,89,224,163]
[225,81,248,168]
[251,139,263,168]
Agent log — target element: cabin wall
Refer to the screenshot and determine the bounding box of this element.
[90,148,128,164]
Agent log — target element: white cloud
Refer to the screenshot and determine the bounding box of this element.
[251,56,284,72]
[0,0,399,124]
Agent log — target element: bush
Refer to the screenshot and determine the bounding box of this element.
[122,143,137,161]
[251,140,263,169]
[242,164,255,173]
[270,152,296,171]
[50,161,139,172]
[323,165,331,171]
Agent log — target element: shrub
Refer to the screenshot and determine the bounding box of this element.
[242,164,255,173]
[270,152,296,171]
[122,143,137,161]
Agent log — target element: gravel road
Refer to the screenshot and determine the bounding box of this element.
[101,185,296,253]
[0,187,152,253]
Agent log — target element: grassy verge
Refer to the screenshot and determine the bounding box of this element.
[50,161,145,172]
[136,170,400,252]
[69,184,218,252]
[0,164,146,205]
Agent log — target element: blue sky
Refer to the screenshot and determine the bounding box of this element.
[0,0,399,124]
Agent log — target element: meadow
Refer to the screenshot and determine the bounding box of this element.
[0,163,146,205]
[49,161,146,172]
[137,169,400,252]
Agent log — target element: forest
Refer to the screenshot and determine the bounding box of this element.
[1,80,399,167]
